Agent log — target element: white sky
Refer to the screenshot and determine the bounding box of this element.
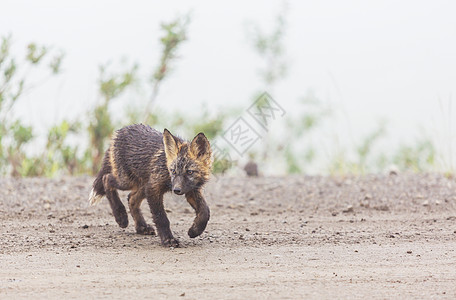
[1,0,456,171]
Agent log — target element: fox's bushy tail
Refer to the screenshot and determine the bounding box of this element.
[88,151,111,206]
[88,174,105,205]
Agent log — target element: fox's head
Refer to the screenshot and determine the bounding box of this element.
[163,129,212,195]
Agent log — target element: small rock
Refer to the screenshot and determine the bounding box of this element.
[406,250,412,254]
[81,225,89,229]
[342,205,354,213]
[331,212,338,217]
[180,292,185,297]
[422,200,429,206]
[359,200,370,208]
[388,165,399,176]
[374,205,390,211]
[244,161,258,177]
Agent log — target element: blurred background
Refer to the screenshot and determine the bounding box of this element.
[1,0,455,177]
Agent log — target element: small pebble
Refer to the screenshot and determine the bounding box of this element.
[342,205,354,213]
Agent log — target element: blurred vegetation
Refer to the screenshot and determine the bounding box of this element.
[245,4,333,175]
[0,10,446,178]
[0,35,65,176]
[247,3,288,86]
[144,15,190,122]
[88,62,137,174]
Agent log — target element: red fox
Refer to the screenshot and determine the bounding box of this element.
[88,124,212,247]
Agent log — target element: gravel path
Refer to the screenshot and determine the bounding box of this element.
[1,173,456,299]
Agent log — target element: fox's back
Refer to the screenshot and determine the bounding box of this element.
[110,124,168,183]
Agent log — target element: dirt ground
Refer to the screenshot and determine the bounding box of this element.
[1,173,456,299]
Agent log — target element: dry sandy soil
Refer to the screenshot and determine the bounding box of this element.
[1,173,456,299]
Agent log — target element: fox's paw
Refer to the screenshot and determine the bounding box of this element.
[188,221,207,238]
[188,225,202,238]
[136,224,156,236]
[115,213,129,228]
[162,237,180,248]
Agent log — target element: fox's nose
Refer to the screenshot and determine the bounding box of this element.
[173,188,182,195]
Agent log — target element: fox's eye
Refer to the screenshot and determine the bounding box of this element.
[171,169,176,175]
[186,170,194,175]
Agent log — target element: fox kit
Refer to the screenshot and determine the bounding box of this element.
[88,124,212,247]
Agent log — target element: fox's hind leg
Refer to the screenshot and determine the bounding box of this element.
[102,174,129,228]
[128,188,155,235]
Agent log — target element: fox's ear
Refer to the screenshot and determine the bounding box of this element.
[190,132,212,164]
[163,129,180,166]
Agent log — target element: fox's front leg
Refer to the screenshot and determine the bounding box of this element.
[185,189,210,238]
[146,188,179,247]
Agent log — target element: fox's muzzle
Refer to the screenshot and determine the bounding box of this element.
[172,176,185,195]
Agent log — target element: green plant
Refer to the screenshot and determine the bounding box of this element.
[143,14,190,122]
[276,92,329,174]
[356,122,386,173]
[88,61,137,174]
[328,123,386,175]
[46,120,87,175]
[245,3,290,173]
[0,35,63,176]
[246,4,288,87]
[393,138,436,172]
